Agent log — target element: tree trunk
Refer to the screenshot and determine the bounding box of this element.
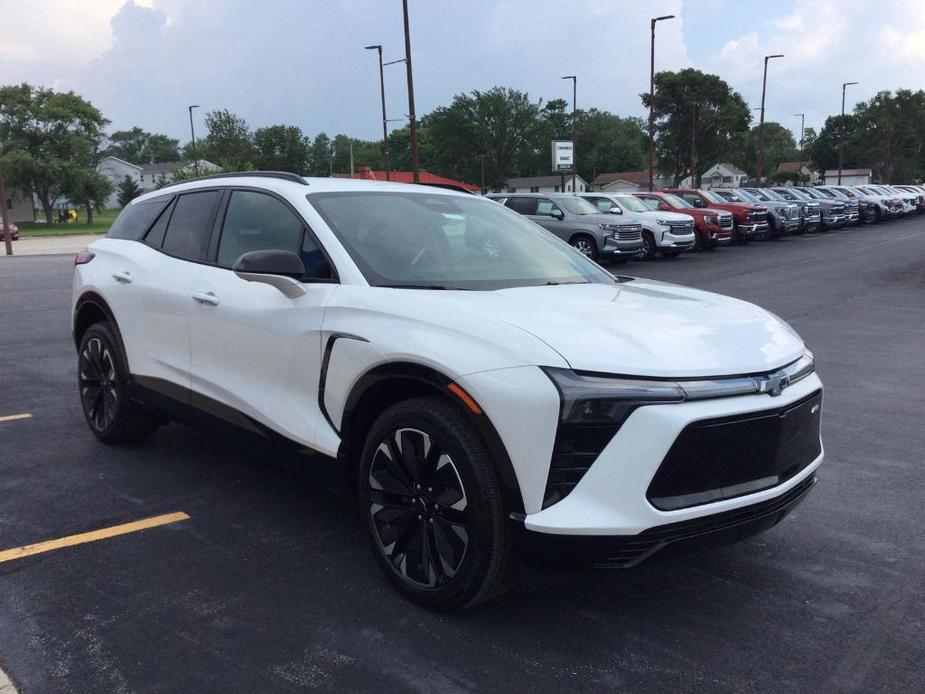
[43,202,53,226]
[85,204,94,225]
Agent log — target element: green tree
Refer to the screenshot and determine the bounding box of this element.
[729,122,798,181]
[116,175,141,207]
[105,127,180,163]
[423,86,541,189]
[575,110,647,182]
[848,89,925,182]
[808,114,855,176]
[0,83,108,224]
[309,132,333,176]
[641,69,750,185]
[67,170,113,225]
[199,109,255,170]
[254,125,311,173]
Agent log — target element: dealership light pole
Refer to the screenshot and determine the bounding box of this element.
[561,75,576,192]
[794,112,805,159]
[838,81,858,184]
[1,170,13,256]
[756,54,784,184]
[649,14,674,191]
[401,0,420,183]
[365,44,391,181]
[188,104,200,176]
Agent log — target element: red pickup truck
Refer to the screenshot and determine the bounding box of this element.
[664,188,769,245]
[633,191,733,250]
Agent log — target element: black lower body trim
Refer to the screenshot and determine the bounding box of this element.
[518,474,816,570]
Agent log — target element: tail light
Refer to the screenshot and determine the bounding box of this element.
[74,250,95,265]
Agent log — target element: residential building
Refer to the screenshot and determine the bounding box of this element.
[823,168,872,186]
[776,161,818,184]
[139,160,219,192]
[336,166,480,194]
[503,174,589,194]
[701,163,748,189]
[591,170,672,192]
[96,156,142,208]
[3,188,35,223]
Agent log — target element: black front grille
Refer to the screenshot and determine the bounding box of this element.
[747,210,768,223]
[647,390,822,511]
[719,215,733,229]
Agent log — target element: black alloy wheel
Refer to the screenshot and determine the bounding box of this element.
[570,235,598,260]
[359,397,517,609]
[77,322,160,444]
[367,427,471,589]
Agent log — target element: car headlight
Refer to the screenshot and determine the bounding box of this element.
[656,218,675,226]
[598,223,618,231]
[704,214,717,224]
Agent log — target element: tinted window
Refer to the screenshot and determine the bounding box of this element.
[217,191,303,267]
[535,199,559,216]
[107,198,171,240]
[588,197,614,212]
[143,199,174,248]
[162,191,220,261]
[506,197,537,215]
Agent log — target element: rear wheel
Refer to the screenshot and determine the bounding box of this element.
[358,397,517,609]
[78,322,160,444]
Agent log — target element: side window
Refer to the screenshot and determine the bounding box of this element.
[590,198,613,213]
[505,197,537,215]
[681,193,702,207]
[217,191,303,267]
[143,198,175,248]
[535,199,560,216]
[162,191,221,261]
[107,198,171,240]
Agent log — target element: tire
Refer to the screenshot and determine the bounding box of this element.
[637,231,657,260]
[77,322,160,444]
[569,234,598,261]
[692,230,704,252]
[358,396,518,609]
[735,225,752,245]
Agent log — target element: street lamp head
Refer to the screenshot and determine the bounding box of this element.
[767,54,785,59]
[844,81,858,87]
[654,14,675,22]
[561,75,576,81]
[188,104,200,109]
[364,44,382,51]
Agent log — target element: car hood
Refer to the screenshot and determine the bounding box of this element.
[444,280,805,377]
[638,210,691,223]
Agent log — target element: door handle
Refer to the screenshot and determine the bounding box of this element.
[112,271,133,284]
[192,291,220,306]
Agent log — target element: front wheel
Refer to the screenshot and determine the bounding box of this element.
[569,234,598,261]
[735,226,752,245]
[636,231,657,260]
[358,397,517,609]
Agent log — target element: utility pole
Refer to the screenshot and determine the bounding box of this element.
[402,0,419,183]
[349,139,355,176]
[1,170,13,256]
[838,81,858,184]
[756,54,784,184]
[794,112,805,159]
[561,75,577,192]
[188,104,200,176]
[649,14,674,191]
[690,103,697,188]
[365,44,391,181]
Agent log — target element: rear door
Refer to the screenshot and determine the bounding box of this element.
[130,189,222,392]
[188,188,338,445]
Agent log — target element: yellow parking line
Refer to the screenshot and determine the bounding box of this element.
[0,413,32,423]
[0,511,190,564]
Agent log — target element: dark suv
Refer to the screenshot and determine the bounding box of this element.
[486,193,643,261]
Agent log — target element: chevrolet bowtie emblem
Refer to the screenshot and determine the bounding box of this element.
[756,372,790,396]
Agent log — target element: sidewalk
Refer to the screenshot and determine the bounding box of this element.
[2,234,102,257]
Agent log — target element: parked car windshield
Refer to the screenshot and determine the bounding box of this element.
[799,188,825,200]
[660,193,693,208]
[700,190,730,204]
[732,189,760,202]
[814,188,838,198]
[307,191,618,290]
[613,196,650,213]
[759,188,786,201]
[556,196,602,215]
[777,188,809,201]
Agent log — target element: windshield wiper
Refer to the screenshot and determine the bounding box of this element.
[378,284,469,290]
[545,280,590,286]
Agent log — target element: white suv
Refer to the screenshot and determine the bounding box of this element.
[72,172,824,609]
[581,192,696,259]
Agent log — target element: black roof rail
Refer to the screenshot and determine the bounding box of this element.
[161,171,309,189]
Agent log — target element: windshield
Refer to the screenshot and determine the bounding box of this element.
[733,189,760,202]
[814,187,837,198]
[759,188,785,201]
[613,196,650,213]
[557,196,601,215]
[700,190,729,204]
[307,191,617,290]
[799,188,825,199]
[660,193,692,208]
[836,187,859,198]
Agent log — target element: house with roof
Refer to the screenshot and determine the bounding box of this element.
[823,168,872,186]
[503,174,589,194]
[701,162,748,189]
[776,161,818,184]
[591,170,673,192]
[3,188,35,223]
[96,156,142,208]
[139,160,220,192]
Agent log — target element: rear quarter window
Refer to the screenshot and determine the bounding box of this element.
[106,198,172,240]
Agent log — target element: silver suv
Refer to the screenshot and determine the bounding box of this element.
[486,193,643,262]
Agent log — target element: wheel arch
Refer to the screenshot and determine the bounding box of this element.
[338,361,525,515]
[73,292,130,369]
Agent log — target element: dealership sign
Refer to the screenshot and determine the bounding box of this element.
[552,140,574,172]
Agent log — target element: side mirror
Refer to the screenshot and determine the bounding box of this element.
[233,250,306,298]
[550,208,564,220]
[692,198,705,208]
[658,203,670,211]
[609,206,623,214]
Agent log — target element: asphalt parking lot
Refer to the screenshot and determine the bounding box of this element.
[2,218,924,693]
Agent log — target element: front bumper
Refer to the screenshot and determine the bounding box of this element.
[822,213,846,227]
[522,372,823,536]
[738,222,769,237]
[602,235,644,256]
[657,228,696,250]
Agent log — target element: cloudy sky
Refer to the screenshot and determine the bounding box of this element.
[2,0,924,147]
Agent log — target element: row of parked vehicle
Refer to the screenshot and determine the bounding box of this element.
[486,182,925,262]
